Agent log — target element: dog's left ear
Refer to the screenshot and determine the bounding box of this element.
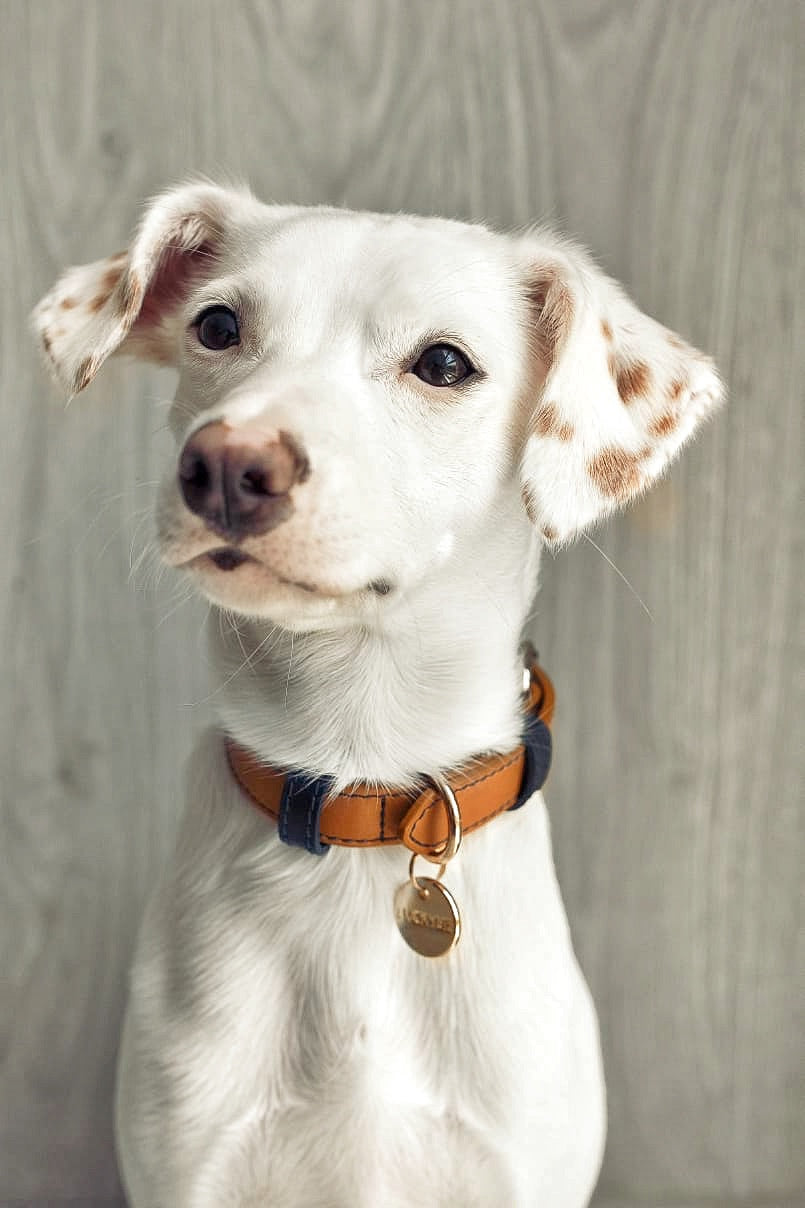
[31,181,256,396]
[518,233,724,544]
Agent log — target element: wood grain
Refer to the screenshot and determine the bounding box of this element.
[1,0,802,1203]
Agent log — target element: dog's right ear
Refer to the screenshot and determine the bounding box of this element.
[31,181,255,396]
[517,231,724,545]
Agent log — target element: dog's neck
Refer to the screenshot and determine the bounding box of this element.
[211,502,541,790]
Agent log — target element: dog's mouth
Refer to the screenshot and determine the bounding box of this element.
[194,546,305,586]
[185,547,393,601]
[206,547,253,572]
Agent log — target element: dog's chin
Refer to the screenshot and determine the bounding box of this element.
[176,548,392,626]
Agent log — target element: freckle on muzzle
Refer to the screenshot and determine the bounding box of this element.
[178,420,310,538]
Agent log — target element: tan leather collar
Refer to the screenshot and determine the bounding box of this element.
[225,653,554,860]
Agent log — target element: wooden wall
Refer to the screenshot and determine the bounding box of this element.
[1,2,802,1204]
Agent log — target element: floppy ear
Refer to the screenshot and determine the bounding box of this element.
[518,232,725,545]
[31,181,255,396]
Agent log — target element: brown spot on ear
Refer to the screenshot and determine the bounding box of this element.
[588,446,647,499]
[601,318,613,342]
[60,296,78,310]
[541,524,558,542]
[73,356,99,393]
[529,265,574,368]
[533,403,558,436]
[649,410,679,438]
[614,359,652,405]
[668,377,686,400]
[41,331,53,357]
[531,403,575,442]
[522,484,539,526]
[102,266,123,292]
[89,293,108,314]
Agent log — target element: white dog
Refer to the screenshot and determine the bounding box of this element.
[33,183,723,1208]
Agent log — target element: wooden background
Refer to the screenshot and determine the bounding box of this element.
[1,1,802,1204]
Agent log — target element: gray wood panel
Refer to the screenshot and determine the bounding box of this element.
[1,0,802,1204]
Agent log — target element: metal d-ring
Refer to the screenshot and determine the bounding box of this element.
[424,771,462,864]
[407,771,463,897]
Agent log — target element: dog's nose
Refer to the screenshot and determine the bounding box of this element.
[178,421,309,536]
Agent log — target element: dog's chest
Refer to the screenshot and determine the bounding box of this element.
[175,849,573,1204]
[183,822,563,1105]
[127,741,600,1204]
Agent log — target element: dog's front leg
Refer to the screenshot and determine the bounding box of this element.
[113,736,297,1208]
[115,899,291,1208]
[114,910,243,1207]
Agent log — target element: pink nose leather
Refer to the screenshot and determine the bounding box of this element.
[178,421,309,537]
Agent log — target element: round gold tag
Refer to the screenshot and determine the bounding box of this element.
[394,875,461,958]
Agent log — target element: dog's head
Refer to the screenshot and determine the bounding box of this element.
[33,182,723,626]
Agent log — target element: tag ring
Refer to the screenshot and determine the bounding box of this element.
[423,772,462,863]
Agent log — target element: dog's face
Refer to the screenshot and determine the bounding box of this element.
[33,184,723,628]
[155,207,531,626]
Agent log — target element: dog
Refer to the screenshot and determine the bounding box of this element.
[32,182,723,1207]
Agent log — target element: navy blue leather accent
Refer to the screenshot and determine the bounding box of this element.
[510,715,552,810]
[278,772,335,856]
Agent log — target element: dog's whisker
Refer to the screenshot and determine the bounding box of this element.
[283,632,296,710]
[179,622,281,708]
[84,495,153,553]
[128,539,158,584]
[138,550,169,595]
[152,396,197,436]
[228,614,262,674]
[155,584,198,629]
[27,482,159,549]
[581,533,654,620]
[128,510,156,577]
[137,547,172,595]
[94,503,155,564]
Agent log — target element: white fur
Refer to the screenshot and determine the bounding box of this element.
[32,183,723,1206]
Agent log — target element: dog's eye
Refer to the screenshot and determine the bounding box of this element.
[411,344,474,387]
[195,306,240,350]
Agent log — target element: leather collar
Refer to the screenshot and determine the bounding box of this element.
[225,650,554,859]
